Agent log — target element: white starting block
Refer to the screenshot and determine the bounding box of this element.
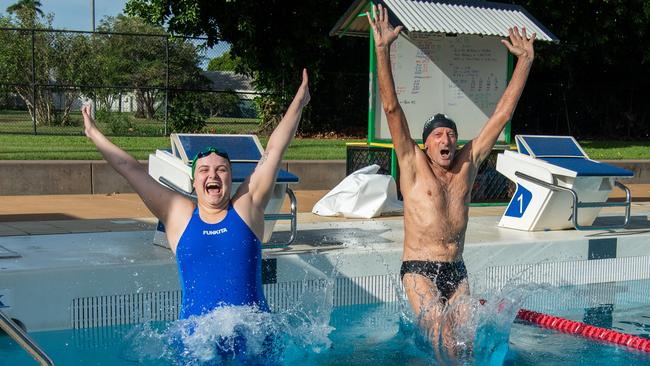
[496,135,633,231]
[148,133,299,248]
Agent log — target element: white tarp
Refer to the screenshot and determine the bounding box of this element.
[312,164,403,219]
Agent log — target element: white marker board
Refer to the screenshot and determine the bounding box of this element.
[374,32,508,143]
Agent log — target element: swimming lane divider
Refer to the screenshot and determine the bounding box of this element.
[515,308,650,353]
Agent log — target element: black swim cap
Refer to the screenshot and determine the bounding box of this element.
[422,113,457,142]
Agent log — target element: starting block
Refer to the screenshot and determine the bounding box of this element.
[496,135,633,231]
[148,133,299,247]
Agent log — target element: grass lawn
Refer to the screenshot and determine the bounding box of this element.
[578,141,650,160]
[0,110,363,160]
[0,134,647,160]
[0,134,364,160]
[1,111,648,160]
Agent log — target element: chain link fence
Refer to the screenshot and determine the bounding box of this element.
[0,27,261,136]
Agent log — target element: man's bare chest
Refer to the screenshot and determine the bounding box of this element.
[416,173,471,203]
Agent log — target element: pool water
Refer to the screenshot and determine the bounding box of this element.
[2,280,650,365]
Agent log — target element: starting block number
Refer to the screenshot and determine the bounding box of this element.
[505,185,532,218]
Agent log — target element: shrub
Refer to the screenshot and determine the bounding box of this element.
[95,109,135,135]
[168,93,207,133]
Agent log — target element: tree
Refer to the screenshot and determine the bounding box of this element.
[0,11,94,126]
[204,90,241,118]
[6,0,43,27]
[95,15,208,119]
[125,0,650,138]
[49,31,96,125]
[207,50,239,72]
[125,0,368,134]
[0,11,208,129]
[507,0,650,138]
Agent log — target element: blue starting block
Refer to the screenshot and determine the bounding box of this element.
[148,134,299,247]
[496,135,633,231]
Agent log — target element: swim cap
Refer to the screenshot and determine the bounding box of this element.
[422,114,457,142]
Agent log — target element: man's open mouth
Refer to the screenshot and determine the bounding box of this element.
[440,149,450,159]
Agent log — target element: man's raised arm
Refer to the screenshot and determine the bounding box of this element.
[472,27,535,164]
[367,4,418,162]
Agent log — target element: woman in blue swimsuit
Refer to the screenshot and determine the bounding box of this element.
[82,70,310,357]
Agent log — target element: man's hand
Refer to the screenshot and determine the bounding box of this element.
[367,4,403,49]
[472,27,536,165]
[501,27,536,62]
[80,103,98,138]
[296,68,310,108]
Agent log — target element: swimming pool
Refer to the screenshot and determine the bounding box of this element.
[2,211,650,364]
[2,279,649,365]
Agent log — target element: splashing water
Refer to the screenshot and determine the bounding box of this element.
[395,282,556,366]
[123,253,338,365]
[354,244,541,365]
[123,301,336,365]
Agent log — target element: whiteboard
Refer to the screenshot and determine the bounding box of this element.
[374,32,508,143]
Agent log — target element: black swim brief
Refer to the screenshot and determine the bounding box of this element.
[400,260,468,303]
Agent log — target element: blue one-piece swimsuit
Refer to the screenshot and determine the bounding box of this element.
[175,203,269,318]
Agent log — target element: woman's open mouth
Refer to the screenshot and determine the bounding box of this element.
[205,182,222,195]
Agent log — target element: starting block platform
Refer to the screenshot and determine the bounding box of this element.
[148,134,299,247]
[496,135,633,231]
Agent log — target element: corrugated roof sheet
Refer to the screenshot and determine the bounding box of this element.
[203,71,254,93]
[330,0,558,42]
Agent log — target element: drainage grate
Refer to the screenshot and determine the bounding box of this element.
[520,280,650,313]
[72,291,182,329]
[72,275,404,329]
[264,274,401,311]
[483,256,650,291]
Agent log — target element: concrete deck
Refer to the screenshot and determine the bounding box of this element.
[0,184,648,236]
[2,203,649,271]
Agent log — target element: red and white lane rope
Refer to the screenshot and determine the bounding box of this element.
[516,308,650,353]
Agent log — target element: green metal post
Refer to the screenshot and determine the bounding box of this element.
[368,3,376,145]
[391,148,398,178]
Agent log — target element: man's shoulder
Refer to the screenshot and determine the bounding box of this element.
[398,148,429,174]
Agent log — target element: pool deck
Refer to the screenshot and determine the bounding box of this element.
[0,186,648,267]
[0,184,648,236]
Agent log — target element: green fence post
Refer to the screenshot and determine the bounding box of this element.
[368,6,376,145]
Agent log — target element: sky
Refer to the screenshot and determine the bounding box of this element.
[0,0,128,31]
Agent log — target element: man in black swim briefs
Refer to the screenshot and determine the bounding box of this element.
[400,260,468,304]
[367,4,535,357]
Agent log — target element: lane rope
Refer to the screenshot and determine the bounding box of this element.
[515,308,650,353]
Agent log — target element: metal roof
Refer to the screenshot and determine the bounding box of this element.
[330,0,558,42]
[203,71,254,93]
